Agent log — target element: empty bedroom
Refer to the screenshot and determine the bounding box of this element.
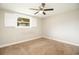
[0,3,79,55]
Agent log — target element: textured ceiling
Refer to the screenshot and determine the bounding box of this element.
[0,3,79,18]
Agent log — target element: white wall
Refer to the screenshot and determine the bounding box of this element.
[43,9,79,45]
[0,10,42,46]
[0,8,79,47]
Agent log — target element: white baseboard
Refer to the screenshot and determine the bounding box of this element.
[0,35,79,48]
[43,35,79,47]
[0,36,42,48]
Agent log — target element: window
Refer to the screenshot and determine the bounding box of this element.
[5,12,37,28]
[17,17,30,27]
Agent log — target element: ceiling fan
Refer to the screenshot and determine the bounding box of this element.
[30,3,54,15]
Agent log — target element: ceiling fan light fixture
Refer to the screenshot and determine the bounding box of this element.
[30,3,54,15]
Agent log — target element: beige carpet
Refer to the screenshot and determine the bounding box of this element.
[0,38,79,55]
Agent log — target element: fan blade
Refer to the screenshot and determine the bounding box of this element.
[42,3,45,7]
[44,8,54,11]
[30,8,38,10]
[34,11,39,15]
[43,12,46,15]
